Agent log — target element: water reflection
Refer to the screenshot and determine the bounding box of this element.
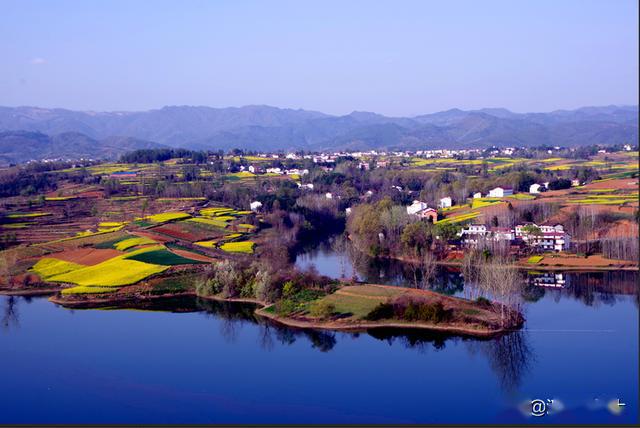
[2,295,20,330]
[295,235,639,308]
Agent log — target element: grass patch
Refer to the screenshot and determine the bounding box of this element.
[314,293,383,319]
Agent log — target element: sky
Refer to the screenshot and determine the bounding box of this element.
[1,0,638,116]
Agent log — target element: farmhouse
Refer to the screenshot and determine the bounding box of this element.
[488,186,513,197]
[473,192,482,198]
[249,201,263,212]
[529,183,544,194]
[526,231,571,252]
[438,197,452,209]
[406,200,428,215]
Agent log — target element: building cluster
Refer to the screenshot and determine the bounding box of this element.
[460,222,570,252]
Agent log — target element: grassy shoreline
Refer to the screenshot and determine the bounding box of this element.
[32,282,522,338]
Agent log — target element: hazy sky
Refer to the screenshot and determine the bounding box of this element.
[1,0,638,116]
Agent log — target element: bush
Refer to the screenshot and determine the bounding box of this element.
[309,301,335,319]
[402,301,449,323]
[476,296,493,307]
[365,302,395,321]
[274,298,297,316]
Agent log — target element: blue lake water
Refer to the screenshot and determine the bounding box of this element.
[0,240,638,424]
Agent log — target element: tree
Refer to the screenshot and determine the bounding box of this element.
[419,251,438,289]
[521,224,541,237]
[401,221,432,255]
[435,222,460,243]
[141,198,149,218]
[548,178,572,190]
[478,257,522,327]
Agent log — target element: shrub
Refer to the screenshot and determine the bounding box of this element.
[476,296,493,307]
[274,298,297,315]
[309,301,335,319]
[365,302,395,321]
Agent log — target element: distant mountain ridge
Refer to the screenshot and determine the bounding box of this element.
[0,130,165,164]
[0,104,637,163]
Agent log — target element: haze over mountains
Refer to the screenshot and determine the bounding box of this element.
[0,104,637,164]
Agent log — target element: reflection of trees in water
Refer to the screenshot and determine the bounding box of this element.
[256,322,337,352]
[366,328,458,352]
[466,331,534,392]
[196,298,339,352]
[538,271,639,308]
[2,296,20,330]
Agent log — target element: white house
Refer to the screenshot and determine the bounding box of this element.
[460,224,488,246]
[407,200,428,215]
[296,183,314,190]
[438,197,452,209]
[529,183,542,194]
[571,179,581,187]
[488,186,514,197]
[345,207,352,216]
[528,232,571,252]
[325,192,333,199]
[249,201,262,212]
[248,165,256,173]
[473,192,482,199]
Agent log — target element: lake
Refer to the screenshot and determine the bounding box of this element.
[1,239,637,424]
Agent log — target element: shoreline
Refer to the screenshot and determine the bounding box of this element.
[2,284,518,338]
[378,255,639,272]
[44,284,520,338]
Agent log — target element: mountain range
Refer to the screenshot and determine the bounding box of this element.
[0,104,637,164]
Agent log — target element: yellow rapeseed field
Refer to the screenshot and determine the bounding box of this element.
[30,258,85,280]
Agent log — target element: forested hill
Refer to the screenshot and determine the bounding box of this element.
[0,104,637,160]
[0,130,165,164]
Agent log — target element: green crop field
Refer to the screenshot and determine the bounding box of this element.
[124,248,205,265]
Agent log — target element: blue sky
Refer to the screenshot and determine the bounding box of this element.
[1,0,637,116]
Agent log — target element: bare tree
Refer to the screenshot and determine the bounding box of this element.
[419,251,438,289]
[479,256,523,327]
